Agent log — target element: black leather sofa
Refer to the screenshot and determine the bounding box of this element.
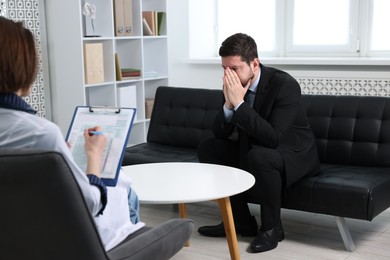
[123,86,390,251]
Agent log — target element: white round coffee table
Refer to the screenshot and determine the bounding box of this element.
[123,162,255,260]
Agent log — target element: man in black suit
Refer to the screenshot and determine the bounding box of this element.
[197,33,319,253]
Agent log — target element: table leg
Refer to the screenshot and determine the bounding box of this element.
[179,203,190,247]
[217,197,240,260]
[179,203,187,218]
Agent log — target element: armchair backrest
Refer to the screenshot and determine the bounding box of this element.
[0,149,108,260]
[147,86,223,148]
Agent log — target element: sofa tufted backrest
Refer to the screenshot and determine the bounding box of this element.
[147,86,223,148]
[302,95,390,166]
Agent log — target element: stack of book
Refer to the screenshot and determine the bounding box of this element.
[121,68,141,79]
[142,11,166,36]
[115,53,141,80]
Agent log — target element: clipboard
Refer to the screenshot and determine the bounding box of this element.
[65,106,136,186]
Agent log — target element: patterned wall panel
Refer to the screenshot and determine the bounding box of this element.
[1,0,46,117]
[298,78,390,97]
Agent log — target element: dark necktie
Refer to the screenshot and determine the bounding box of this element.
[244,90,255,107]
[239,90,255,169]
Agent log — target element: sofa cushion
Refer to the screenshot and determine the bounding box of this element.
[281,164,390,220]
[122,143,199,165]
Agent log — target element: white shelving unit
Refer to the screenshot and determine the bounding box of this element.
[45,0,168,145]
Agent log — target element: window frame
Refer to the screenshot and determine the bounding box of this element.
[187,0,390,64]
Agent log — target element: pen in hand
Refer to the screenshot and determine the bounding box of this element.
[89,131,104,135]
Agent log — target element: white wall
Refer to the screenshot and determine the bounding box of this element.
[45,0,84,134]
[167,0,223,90]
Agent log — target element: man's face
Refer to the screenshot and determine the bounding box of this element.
[221,55,255,87]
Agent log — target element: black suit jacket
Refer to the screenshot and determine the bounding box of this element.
[213,64,319,186]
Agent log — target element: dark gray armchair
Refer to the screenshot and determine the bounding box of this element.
[0,149,193,260]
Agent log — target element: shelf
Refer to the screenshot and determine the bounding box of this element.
[80,0,168,144]
[46,0,167,143]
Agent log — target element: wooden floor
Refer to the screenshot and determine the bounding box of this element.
[139,201,390,260]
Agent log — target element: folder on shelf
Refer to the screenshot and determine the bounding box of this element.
[114,0,125,36]
[65,106,136,187]
[123,0,133,36]
[145,98,154,119]
[84,43,104,84]
[114,0,133,36]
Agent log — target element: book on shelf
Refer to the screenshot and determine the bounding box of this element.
[157,12,166,35]
[142,11,166,36]
[115,53,122,80]
[114,0,133,36]
[121,68,141,77]
[142,18,153,36]
[142,11,156,36]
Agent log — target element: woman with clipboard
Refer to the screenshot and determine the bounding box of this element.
[0,16,143,252]
[0,17,191,257]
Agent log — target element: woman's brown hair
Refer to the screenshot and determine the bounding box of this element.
[0,16,38,94]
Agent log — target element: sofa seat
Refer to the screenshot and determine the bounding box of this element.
[123,143,199,165]
[280,164,390,220]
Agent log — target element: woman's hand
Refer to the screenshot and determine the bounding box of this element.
[84,126,106,177]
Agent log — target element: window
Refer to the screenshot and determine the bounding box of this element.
[188,0,390,59]
[217,0,276,54]
[285,0,359,56]
[370,0,390,54]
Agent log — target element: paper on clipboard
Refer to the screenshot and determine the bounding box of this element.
[65,106,136,186]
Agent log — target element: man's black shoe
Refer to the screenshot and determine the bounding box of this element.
[250,221,284,253]
[198,216,258,237]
